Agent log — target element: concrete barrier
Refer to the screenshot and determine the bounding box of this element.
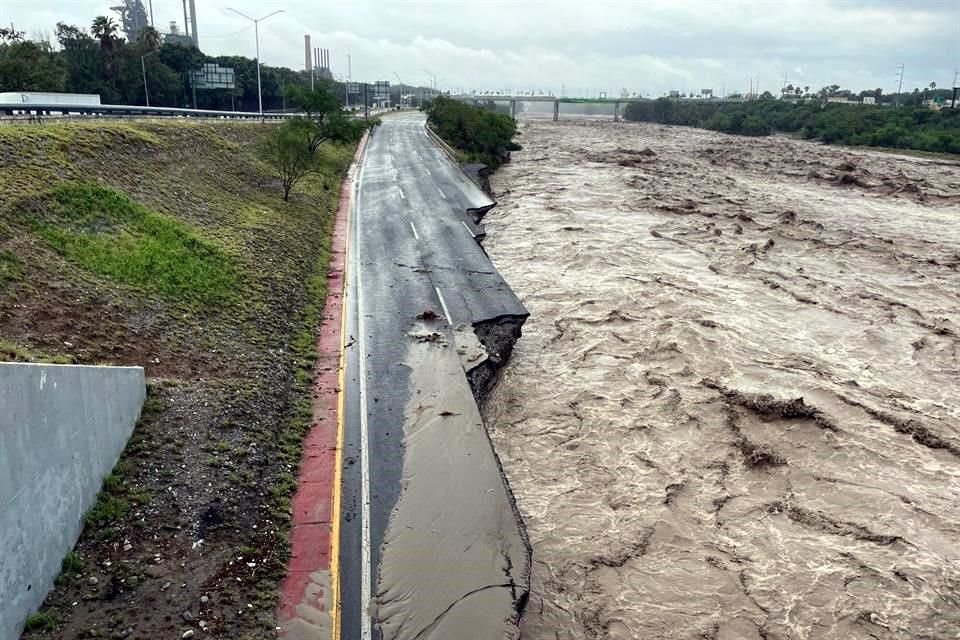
[0,362,145,639]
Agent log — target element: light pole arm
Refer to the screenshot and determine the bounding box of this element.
[226,7,255,21]
[226,7,284,117]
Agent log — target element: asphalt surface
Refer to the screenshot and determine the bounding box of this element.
[339,112,527,640]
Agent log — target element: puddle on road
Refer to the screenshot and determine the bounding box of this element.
[483,120,960,639]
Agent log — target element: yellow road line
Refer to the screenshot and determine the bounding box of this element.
[329,172,353,640]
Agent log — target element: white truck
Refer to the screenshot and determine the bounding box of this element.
[0,92,101,106]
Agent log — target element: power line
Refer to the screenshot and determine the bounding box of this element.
[202,24,254,39]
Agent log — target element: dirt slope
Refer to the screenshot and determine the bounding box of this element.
[484,120,960,640]
[0,120,353,639]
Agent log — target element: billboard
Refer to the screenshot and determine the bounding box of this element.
[190,63,235,90]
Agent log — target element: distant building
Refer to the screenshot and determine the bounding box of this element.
[862,96,876,105]
[164,21,193,46]
[372,81,391,108]
[110,0,148,42]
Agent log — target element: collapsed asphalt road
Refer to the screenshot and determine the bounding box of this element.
[339,112,531,640]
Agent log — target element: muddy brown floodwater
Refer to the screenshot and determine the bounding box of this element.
[483,120,960,640]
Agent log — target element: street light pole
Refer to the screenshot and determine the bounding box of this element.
[141,49,159,107]
[393,72,405,108]
[423,68,437,98]
[227,8,284,116]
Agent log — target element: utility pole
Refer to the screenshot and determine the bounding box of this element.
[227,8,285,116]
[423,68,437,94]
[141,49,159,106]
[393,72,405,108]
[895,63,905,107]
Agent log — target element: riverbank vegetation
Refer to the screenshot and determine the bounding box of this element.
[624,98,960,154]
[423,96,521,169]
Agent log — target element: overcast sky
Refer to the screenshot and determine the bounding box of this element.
[3,1,958,96]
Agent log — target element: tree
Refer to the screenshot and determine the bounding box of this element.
[90,16,119,51]
[929,82,937,91]
[286,83,366,153]
[56,22,111,97]
[0,27,25,42]
[138,25,161,51]
[0,40,67,91]
[90,15,122,84]
[260,120,322,201]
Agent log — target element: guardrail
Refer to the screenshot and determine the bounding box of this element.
[1,103,401,124]
[0,102,293,121]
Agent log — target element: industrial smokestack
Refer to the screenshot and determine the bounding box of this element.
[305,35,312,72]
[188,0,198,47]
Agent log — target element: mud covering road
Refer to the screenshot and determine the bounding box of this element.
[483,120,960,640]
[342,113,530,640]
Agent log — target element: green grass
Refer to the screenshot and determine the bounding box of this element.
[23,612,58,632]
[0,339,75,364]
[0,121,358,638]
[54,551,85,587]
[81,391,166,537]
[84,494,130,529]
[60,552,83,576]
[0,249,23,288]
[32,183,237,305]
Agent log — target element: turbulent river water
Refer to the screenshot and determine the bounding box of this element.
[483,119,960,640]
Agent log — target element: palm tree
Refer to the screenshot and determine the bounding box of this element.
[138,25,161,51]
[90,16,118,52]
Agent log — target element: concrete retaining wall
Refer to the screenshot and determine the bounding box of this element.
[0,363,145,639]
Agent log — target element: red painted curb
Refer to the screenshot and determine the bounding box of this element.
[277,132,369,632]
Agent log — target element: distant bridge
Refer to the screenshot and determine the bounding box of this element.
[451,93,745,121]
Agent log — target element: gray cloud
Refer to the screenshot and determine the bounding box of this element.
[3,0,957,96]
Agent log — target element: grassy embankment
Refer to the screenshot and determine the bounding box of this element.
[0,120,354,639]
[624,98,960,154]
